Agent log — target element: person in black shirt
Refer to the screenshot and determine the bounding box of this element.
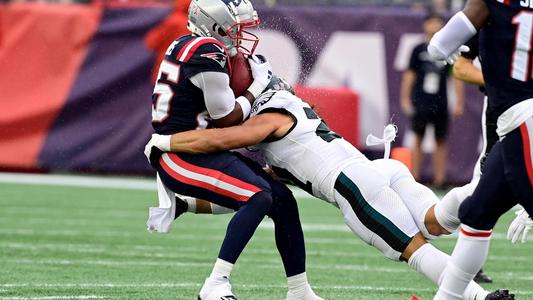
[400,13,464,188]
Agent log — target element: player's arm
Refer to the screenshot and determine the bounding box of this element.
[453,56,485,86]
[400,70,415,116]
[189,47,272,128]
[147,113,293,155]
[428,0,490,63]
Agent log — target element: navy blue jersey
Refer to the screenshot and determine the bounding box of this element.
[479,0,533,117]
[151,35,231,135]
[408,43,450,113]
[462,34,480,60]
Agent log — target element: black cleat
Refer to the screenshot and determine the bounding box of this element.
[174,196,189,219]
[474,269,494,283]
[485,289,515,300]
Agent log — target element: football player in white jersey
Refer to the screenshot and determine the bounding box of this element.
[145,78,513,300]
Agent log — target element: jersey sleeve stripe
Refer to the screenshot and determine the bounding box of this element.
[519,117,533,187]
[159,153,261,201]
[178,37,226,63]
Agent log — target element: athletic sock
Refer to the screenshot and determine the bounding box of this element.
[218,191,272,264]
[211,203,234,215]
[210,258,234,279]
[287,272,310,297]
[434,225,492,300]
[408,243,488,300]
[181,195,197,213]
[434,183,476,233]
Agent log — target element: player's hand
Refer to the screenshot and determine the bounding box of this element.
[400,98,414,117]
[247,54,273,98]
[507,209,533,244]
[428,44,470,65]
[144,134,171,165]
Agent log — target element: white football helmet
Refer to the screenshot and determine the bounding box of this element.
[187,0,260,57]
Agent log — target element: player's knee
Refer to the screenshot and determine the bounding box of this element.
[458,199,496,230]
[268,182,299,219]
[248,191,273,212]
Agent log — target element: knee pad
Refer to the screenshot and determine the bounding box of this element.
[248,191,273,212]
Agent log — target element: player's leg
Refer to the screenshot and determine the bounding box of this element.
[372,159,442,239]
[235,153,321,300]
[435,142,517,300]
[156,151,275,299]
[334,163,492,300]
[411,112,427,181]
[503,118,533,216]
[433,110,449,187]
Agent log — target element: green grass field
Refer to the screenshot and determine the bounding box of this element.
[0,177,532,300]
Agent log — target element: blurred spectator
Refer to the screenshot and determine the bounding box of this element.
[399,13,464,188]
[145,0,189,81]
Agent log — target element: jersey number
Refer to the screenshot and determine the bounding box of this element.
[152,60,180,122]
[511,11,533,82]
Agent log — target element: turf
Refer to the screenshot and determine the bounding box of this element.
[0,181,532,300]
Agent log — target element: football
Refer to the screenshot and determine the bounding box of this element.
[229,51,253,97]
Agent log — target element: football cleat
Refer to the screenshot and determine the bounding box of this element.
[485,289,515,300]
[474,269,493,284]
[198,276,237,300]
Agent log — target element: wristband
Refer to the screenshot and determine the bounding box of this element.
[247,81,264,99]
[236,96,252,120]
[154,134,171,152]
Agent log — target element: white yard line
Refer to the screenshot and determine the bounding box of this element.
[0,173,313,199]
[0,283,532,295]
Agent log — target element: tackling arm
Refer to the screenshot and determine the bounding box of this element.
[453,57,485,86]
[168,113,292,154]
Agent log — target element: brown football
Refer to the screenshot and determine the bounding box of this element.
[229,51,253,97]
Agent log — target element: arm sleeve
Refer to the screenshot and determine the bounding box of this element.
[190,72,236,120]
[428,11,478,60]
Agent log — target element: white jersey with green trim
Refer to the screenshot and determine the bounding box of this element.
[250,90,368,203]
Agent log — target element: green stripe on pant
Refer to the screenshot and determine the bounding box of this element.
[334,172,413,253]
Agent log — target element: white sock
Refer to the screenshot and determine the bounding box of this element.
[211,203,234,215]
[408,243,488,300]
[210,258,234,279]
[434,225,492,300]
[434,183,476,233]
[179,195,197,213]
[408,243,448,284]
[287,272,311,296]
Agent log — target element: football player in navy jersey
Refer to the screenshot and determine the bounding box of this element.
[146,76,515,300]
[147,0,321,299]
[428,0,533,299]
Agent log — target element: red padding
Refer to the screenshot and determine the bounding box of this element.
[294,85,360,147]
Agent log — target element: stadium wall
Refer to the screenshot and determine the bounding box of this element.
[0,3,484,183]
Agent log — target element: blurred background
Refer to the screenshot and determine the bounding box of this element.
[0,0,485,186]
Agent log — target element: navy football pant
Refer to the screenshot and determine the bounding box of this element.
[156,151,305,277]
[459,118,533,230]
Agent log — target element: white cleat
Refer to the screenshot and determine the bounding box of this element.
[198,276,237,300]
[286,284,324,300]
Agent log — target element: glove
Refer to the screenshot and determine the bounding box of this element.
[247,54,273,98]
[428,44,470,65]
[144,134,171,166]
[507,209,533,244]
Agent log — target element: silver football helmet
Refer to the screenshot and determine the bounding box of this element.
[187,0,260,57]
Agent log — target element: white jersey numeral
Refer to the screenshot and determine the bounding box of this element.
[512,11,533,82]
[152,60,180,122]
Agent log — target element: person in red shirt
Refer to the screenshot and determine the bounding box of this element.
[145,0,189,81]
